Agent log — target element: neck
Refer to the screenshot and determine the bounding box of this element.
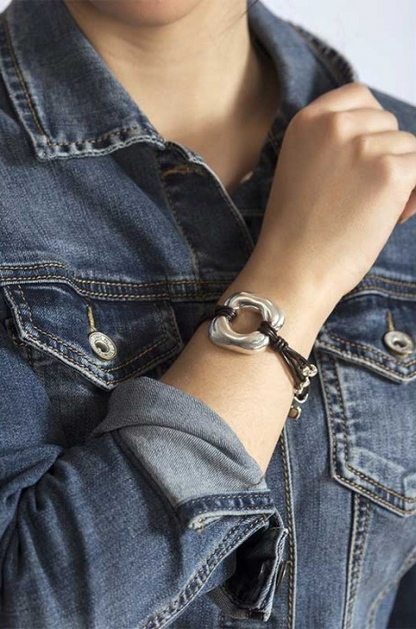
[62,0,278,143]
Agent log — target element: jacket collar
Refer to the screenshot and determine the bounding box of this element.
[0,0,357,161]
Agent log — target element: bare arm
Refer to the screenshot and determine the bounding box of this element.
[160,82,416,475]
[160,258,333,474]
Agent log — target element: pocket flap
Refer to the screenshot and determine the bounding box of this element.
[315,292,416,383]
[4,283,183,390]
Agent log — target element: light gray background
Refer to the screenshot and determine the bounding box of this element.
[0,0,415,106]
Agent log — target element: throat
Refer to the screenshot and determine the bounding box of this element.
[163,34,280,197]
[171,39,280,196]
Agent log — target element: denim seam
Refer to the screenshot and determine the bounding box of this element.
[3,277,172,298]
[2,13,158,149]
[318,350,416,515]
[344,494,371,629]
[1,13,46,140]
[6,286,181,386]
[52,127,141,147]
[346,285,416,300]
[35,138,166,160]
[15,285,173,373]
[279,428,295,629]
[180,493,271,506]
[1,279,226,302]
[332,356,416,502]
[144,515,269,629]
[10,325,179,386]
[324,331,416,367]
[289,25,345,88]
[286,20,358,85]
[0,263,68,271]
[318,340,416,381]
[192,515,222,527]
[367,544,416,629]
[1,268,415,292]
[0,270,226,286]
[359,276,416,289]
[3,277,414,307]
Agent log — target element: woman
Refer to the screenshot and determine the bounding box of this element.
[1,0,415,627]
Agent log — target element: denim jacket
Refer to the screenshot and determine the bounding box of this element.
[1,0,415,627]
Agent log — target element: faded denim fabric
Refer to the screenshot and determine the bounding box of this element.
[0,0,415,627]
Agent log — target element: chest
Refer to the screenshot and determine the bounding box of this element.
[2,140,416,523]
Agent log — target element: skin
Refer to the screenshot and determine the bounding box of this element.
[63,3,416,473]
[63,0,280,194]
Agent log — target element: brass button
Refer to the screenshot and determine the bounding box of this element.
[383,330,415,358]
[89,331,117,361]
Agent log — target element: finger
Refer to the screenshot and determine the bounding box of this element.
[356,130,416,156]
[310,81,385,113]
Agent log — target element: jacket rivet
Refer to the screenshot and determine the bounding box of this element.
[89,331,118,361]
[383,311,414,358]
[383,330,415,358]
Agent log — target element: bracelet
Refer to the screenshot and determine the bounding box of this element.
[194,290,318,420]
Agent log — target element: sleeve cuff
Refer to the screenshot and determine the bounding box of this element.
[87,376,289,622]
[206,509,288,622]
[88,376,274,528]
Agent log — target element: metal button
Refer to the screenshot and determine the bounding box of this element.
[383,330,415,358]
[89,331,117,361]
[275,560,288,595]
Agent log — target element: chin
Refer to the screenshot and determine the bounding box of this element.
[88,0,209,27]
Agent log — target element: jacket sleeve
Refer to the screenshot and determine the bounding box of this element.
[0,308,288,628]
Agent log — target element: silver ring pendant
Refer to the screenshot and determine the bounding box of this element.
[208,290,286,354]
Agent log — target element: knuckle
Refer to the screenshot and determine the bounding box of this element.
[291,106,314,129]
[354,133,372,159]
[327,110,355,141]
[349,81,383,107]
[402,130,416,149]
[287,106,316,138]
[348,81,371,94]
[376,154,404,183]
[385,110,400,130]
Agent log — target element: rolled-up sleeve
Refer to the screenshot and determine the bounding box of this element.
[1,316,288,628]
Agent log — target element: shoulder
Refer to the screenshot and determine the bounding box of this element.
[285,18,416,135]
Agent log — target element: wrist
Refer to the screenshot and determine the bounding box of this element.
[218,262,334,358]
[242,243,338,322]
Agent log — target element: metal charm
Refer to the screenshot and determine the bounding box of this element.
[208,290,285,354]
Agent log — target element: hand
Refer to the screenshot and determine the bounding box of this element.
[252,82,416,306]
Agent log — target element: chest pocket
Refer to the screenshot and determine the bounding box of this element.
[3,282,183,390]
[314,287,416,518]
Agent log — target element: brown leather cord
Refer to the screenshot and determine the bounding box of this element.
[195,305,315,395]
[194,305,237,329]
[258,320,313,390]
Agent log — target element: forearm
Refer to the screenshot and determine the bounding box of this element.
[159,255,336,474]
